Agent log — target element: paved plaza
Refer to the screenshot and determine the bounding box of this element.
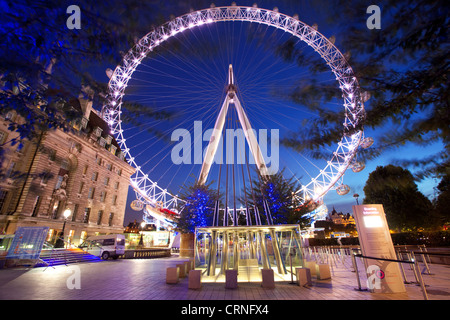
[0,254,449,302]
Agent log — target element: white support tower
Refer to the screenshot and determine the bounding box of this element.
[198,64,268,185]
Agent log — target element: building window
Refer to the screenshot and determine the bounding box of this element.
[103,177,109,186]
[83,208,91,223]
[97,210,103,225]
[0,131,7,144]
[48,149,56,162]
[55,160,69,190]
[40,171,51,186]
[114,181,119,190]
[82,165,88,175]
[72,204,79,222]
[91,172,98,181]
[112,195,117,206]
[5,161,16,179]
[108,213,114,226]
[78,182,84,194]
[46,229,54,242]
[80,231,87,242]
[0,190,8,213]
[51,200,61,219]
[109,145,117,156]
[88,187,95,199]
[55,175,64,190]
[31,196,41,217]
[100,191,106,203]
[68,230,75,244]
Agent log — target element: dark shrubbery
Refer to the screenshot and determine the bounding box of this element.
[307,237,359,246]
[391,231,450,247]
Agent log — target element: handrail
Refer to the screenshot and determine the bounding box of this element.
[398,251,450,257]
[354,253,414,264]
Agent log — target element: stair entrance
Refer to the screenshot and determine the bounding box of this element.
[36,248,103,267]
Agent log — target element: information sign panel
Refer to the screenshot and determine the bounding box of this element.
[6,227,49,260]
[352,204,405,293]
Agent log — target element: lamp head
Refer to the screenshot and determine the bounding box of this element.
[63,208,72,219]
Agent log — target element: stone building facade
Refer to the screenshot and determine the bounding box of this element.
[0,92,135,246]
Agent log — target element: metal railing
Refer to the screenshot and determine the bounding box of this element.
[351,250,429,300]
[302,244,450,300]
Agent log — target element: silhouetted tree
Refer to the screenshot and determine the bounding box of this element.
[276,0,448,180]
[363,165,438,231]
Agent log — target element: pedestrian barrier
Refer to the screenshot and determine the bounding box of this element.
[296,267,312,287]
[352,251,429,300]
[166,267,179,284]
[305,261,317,276]
[225,269,238,289]
[261,269,275,289]
[176,263,187,278]
[120,248,171,259]
[316,264,331,280]
[184,259,194,272]
[188,270,202,289]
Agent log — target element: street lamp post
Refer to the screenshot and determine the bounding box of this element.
[138,221,146,248]
[353,193,360,205]
[55,208,72,248]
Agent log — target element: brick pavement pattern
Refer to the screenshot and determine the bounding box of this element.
[0,255,449,300]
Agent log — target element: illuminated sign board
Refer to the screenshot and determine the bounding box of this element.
[6,227,49,260]
[352,204,405,293]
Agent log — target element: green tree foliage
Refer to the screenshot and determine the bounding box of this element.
[1,0,215,144]
[0,0,199,177]
[276,0,449,179]
[363,165,438,231]
[241,169,311,228]
[175,180,220,234]
[435,174,450,227]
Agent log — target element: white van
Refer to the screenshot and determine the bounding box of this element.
[79,234,125,260]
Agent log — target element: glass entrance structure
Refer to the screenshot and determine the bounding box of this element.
[194,224,304,283]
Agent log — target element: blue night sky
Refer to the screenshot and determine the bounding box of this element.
[84,1,442,225]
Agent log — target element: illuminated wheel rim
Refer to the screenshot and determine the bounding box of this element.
[102,4,366,216]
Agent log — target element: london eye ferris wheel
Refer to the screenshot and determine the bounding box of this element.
[101,4,373,228]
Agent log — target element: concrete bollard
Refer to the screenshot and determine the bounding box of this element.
[176,263,187,278]
[184,260,192,272]
[296,267,312,286]
[189,259,195,270]
[261,269,275,289]
[166,267,179,284]
[188,270,202,290]
[225,269,238,289]
[305,261,317,276]
[316,264,331,280]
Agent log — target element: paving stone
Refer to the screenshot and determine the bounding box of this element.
[0,255,448,300]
